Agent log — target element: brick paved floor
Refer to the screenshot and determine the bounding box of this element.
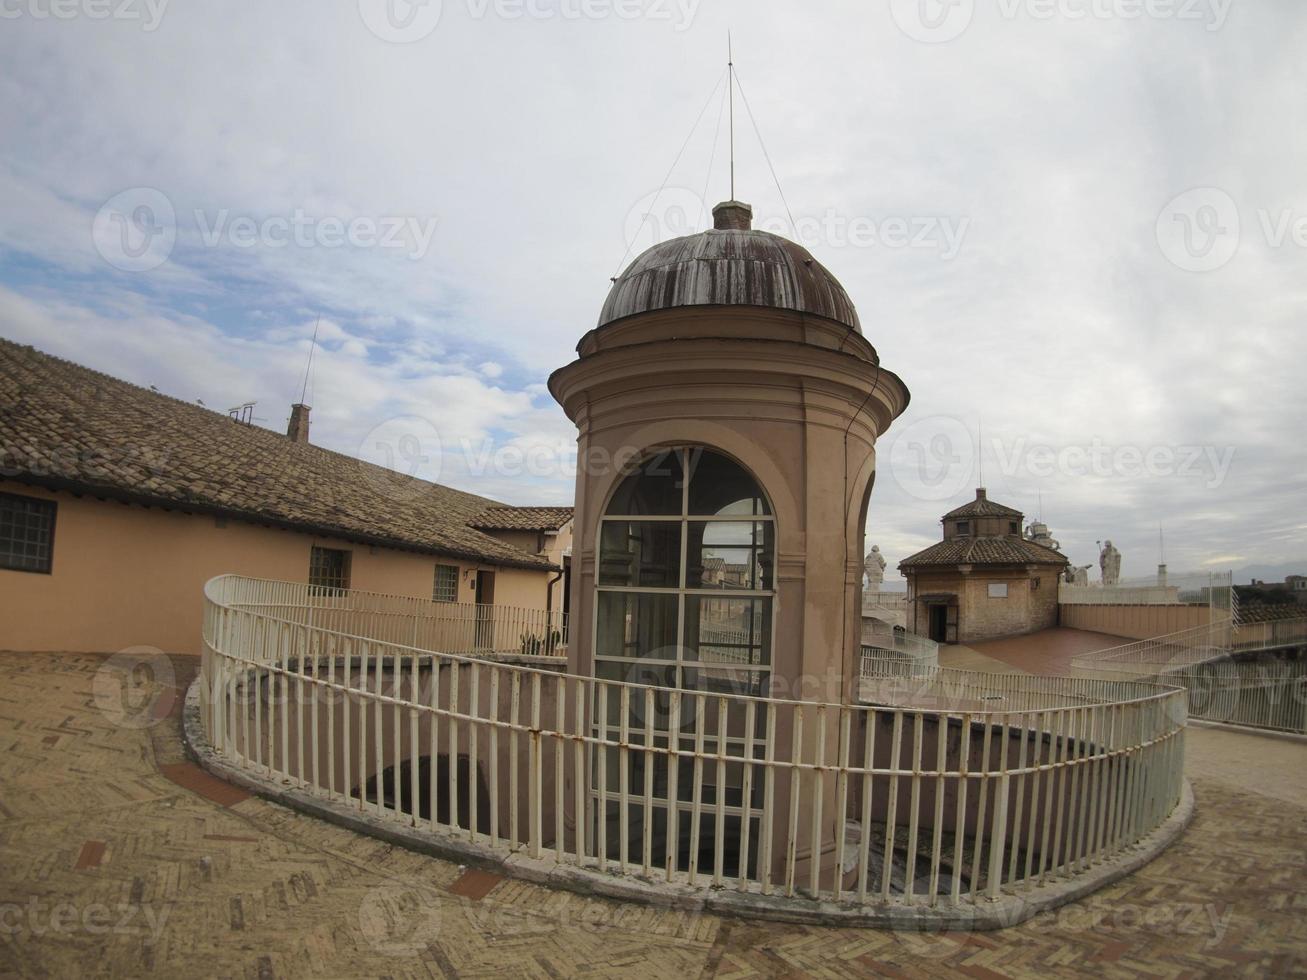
[1,651,1304,979]
[939,629,1132,675]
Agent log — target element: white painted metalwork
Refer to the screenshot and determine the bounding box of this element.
[200,574,1188,912]
[860,622,940,671]
[1071,616,1307,735]
[218,575,568,657]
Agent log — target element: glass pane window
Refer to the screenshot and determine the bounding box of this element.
[685,449,771,516]
[686,521,773,590]
[0,492,56,574]
[309,546,351,594]
[432,564,459,603]
[596,591,679,660]
[598,521,681,588]
[684,596,771,667]
[606,448,684,516]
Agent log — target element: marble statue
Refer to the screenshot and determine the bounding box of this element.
[1064,565,1092,587]
[864,545,887,588]
[1099,541,1122,587]
[1024,520,1061,551]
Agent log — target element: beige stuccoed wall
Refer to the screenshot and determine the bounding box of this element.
[0,481,552,656]
[1058,603,1211,639]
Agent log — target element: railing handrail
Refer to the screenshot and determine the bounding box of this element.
[196,574,1191,916]
[205,575,1179,722]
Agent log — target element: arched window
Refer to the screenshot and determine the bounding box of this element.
[595,447,775,698]
[593,447,775,873]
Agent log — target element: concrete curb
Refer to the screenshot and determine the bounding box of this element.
[1188,717,1307,744]
[182,678,1195,931]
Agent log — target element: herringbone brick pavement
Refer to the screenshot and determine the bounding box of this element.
[0,651,1303,979]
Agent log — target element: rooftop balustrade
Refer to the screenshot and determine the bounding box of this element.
[1071,617,1307,735]
[193,575,1190,925]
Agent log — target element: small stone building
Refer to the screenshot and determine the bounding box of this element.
[899,488,1068,644]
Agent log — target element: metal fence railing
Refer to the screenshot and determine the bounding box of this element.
[218,575,567,657]
[1070,616,1307,735]
[198,575,1188,915]
[860,622,940,673]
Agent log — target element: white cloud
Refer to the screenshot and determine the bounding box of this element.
[0,1,1303,573]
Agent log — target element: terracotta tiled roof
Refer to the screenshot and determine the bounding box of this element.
[943,493,1024,520]
[1237,603,1307,623]
[0,338,552,570]
[900,535,1068,569]
[469,506,573,532]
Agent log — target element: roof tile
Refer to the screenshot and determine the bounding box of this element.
[0,338,553,569]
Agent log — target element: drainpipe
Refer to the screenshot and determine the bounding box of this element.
[546,569,564,651]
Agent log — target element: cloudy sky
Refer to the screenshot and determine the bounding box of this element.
[1,0,1303,583]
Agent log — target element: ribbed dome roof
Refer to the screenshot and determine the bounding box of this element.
[598,201,861,332]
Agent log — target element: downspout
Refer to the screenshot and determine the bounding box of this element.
[546,568,564,653]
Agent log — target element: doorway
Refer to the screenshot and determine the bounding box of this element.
[475,570,496,649]
[928,604,948,643]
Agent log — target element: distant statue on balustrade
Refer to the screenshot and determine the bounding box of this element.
[864,546,887,588]
[1099,541,1122,586]
[1064,565,1092,587]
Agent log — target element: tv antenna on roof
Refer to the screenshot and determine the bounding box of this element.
[728,31,736,201]
[299,316,321,406]
[228,401,256,425]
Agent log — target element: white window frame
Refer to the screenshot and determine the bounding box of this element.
[432,563,459,603]
[590,447,778,868]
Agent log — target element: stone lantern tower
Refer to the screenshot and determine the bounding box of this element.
[550,199,910,709]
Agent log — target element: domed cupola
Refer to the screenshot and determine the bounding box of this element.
[597,201,862,333]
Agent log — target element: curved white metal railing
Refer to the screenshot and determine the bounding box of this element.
[198,575,1187,914]
[215,574,567,657]
[860,622,940,675]
[1071,617,1307,734]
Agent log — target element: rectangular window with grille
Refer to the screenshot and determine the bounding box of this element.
[433,563,459,603]
[0,492,57,574]
[309,546,351,594]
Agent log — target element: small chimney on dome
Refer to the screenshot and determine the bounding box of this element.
[976,487,987,500]
[288,403,311,444]
[713,200,753,231]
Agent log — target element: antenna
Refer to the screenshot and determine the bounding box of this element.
[1159,524,1165,563]
[728,32,736,201]
[299,316,320,405]
[977,419,984,486]
[228,401,256,425]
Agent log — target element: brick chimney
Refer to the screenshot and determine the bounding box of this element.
[976,487,987,500]
[287,403,311,444]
